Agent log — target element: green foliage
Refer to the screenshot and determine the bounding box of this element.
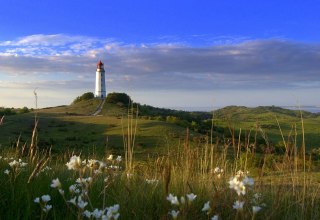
[0,107,16,116]
[19,106,30,114]
[72,92,94,104]
[106,92,131,106]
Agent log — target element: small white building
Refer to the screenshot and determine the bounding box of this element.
[95,60,106,98]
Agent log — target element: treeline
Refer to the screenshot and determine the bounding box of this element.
[99,92,220,135]
[0,107,31,116]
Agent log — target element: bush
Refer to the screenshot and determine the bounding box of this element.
[106,93,131,106]
[72,92,94,104]
[0,108,16,116]
[19,107,29,114]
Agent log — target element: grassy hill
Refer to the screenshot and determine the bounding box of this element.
[1,97,320,158]
[0,99,197,157]
[213,105,320,150]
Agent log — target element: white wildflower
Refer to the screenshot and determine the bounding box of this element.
[146,179,159,184]
[87,159,97,168]
[58,189,65,195]
[104,204,120,219]
[233,200,244,210]
[253,193,261,200]
[107,155,113,160]
[86,177,93,183]
[66,155,81,170]
[68,197,77,206]
[116,156,122,162]
[99,162,106,169]
[4,169,10,175]
[168,210,179,219]
[69,184,77,193]
[20,162,28,167]
[235,182,246,196]
[108,204,120,213]
[41,195,51,202]
[211,215,219,220]
[34,197,40,203]
[166,193,180,206]
[83,210,91,218]
[202,201,211,214]
[126,173,133,179]
[186,193,197,202]
[50,178,61,188]
[92,209,103,218]
[77,200,88,209]
[252,206,262,214]
[9,160,19,167]
[43,204,52,213]
[243,176,254,186]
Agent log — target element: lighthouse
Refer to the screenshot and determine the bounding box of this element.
[95,60,106,98]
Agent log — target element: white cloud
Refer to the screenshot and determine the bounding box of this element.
[1,34,320,107]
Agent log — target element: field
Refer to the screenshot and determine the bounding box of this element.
[1,99,320,219]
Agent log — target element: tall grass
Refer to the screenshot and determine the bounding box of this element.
[0,108,320,219]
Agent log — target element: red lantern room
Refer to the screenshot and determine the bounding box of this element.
[97,60,104,68]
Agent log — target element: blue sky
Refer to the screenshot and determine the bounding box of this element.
[1,0,320,109]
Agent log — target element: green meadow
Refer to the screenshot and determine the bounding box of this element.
[1,94,320,219]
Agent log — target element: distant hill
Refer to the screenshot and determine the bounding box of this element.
[214,105,319,121]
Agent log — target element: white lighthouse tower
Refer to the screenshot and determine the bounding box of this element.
[95,60,106,98]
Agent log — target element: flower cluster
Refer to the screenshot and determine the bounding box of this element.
[107,155,122,163]
[201,201,219,219]
[251,193,265,215]
[69,195,88,209]
[34,195,52,213]
[9,159,28,169]
[228,170,264,216]
[0,156,14,161]
[38,166,52,175]
[3,158,28,179]
[213,167,224,179]
[228,170,254,196]
[66,155,82,170]
[43,155,122,219]
[66,155,123,173]
[146,178,159,184]
[83,204,120,220]
[166,193,197,219]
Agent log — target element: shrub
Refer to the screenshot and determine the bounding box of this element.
[72,92,94,104]
[19,107,29,114]
[106,92,131,106]
[0,108,16,115]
